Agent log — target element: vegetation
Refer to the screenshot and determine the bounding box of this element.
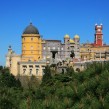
[0,62,109,109]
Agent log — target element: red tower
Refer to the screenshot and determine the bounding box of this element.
[94,24,103,47]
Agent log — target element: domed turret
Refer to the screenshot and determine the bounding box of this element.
[74,34,80,39]
[70,39,75,43]
[64,34,70,38]
[23,23,39,34]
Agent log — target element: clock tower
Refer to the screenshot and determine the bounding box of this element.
[94,24,103,47]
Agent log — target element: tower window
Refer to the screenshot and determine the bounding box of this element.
[24,46,25,49]
[31,46,33,49]
[31,38,33,41]
[24,38,25,41]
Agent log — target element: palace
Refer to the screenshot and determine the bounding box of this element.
[80,24,109,61]
[6,23,109,78]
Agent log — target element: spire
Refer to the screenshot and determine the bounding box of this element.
[30,22,32,25]
[29,18,32,25]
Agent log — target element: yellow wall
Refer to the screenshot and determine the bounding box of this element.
[21,34,42,61]
[10,56,21,76]
[80,45,109,60]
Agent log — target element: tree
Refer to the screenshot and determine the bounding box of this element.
[66,66,74,76]
[0,66,3,71]
[42,66,52,84]
[0,71,21,88]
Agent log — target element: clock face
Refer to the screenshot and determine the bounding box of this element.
[98,36,101,39]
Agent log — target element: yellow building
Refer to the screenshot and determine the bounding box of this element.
[21,23,42,62]
[6,23,45,77]
[80,43,109,61]
[80,24,109,61]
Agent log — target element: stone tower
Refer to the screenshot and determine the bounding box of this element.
[74,35,80,59]
[64,34,70,59]
[6,46,13,68]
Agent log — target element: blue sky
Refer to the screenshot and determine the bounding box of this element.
[0,0,109,65]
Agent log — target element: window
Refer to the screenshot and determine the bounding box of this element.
[24,46,25,49]
[29,65,33,68]
[42,69,45,75]
[42,66,45,69]
[22,65,27,68]
[23,69,26,74]
[61,48,63,50]
[28,59,31,62]
[35,65,39,68]
[48,46,50,50]
[24,38,25,41]
[29,69,32,75]
[36,69,38,75]
[31,46,33,49]
[53,47,55,50]
[31,38,33,41]
[43,47,46,50]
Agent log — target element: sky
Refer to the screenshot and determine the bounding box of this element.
[0,0,109,66]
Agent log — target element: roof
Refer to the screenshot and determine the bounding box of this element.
[23,23,39,34]
[64,34,70,38]
[74,34,80,39]
[45,40,61,42]
[70,39,75,43]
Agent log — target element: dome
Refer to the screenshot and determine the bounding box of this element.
[23,23,39,34]
[70,39,75,43]
[64,34,70,38]
[74,34,80,39]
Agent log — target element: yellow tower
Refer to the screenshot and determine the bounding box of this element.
[21,23,42,61]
